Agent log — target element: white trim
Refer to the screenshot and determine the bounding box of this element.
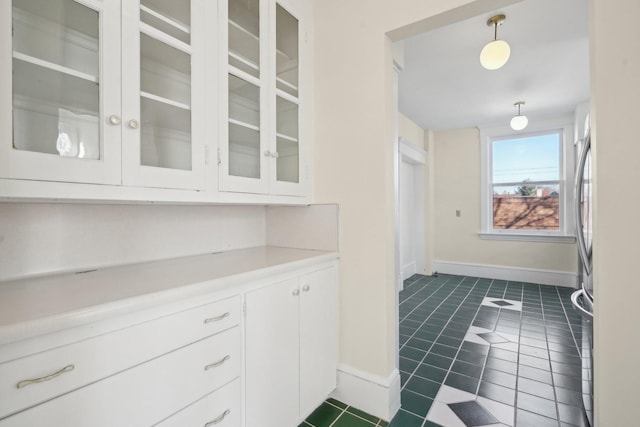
[433,260,577,287]
[402,261,417,281]
[330,364,401,422]
[479,233,576,243]
[399,137,426,165]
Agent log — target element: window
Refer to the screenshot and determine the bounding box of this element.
[480,121,575,242]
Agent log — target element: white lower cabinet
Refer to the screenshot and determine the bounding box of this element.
[1,327,241,426]
[245,266,338,427]
[0,257,338,427]
[155,378,241,427]
[299,267,339,418]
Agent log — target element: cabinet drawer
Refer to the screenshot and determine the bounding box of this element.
[0,326,241,426]
[0,295,240,419]
[155,378,241,427]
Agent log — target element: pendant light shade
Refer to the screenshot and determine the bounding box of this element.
[510,102,528,131]
[480,15,510,70]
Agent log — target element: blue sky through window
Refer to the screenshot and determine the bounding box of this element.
[493,133,560,185]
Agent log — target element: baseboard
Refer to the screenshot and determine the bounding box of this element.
[402,261,417,281]
[330,364,401,422]
[433,260,577,287]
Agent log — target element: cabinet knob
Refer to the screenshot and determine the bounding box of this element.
[264,150,271,157]
[128,119,140,129]
[292,289,300,296]
[271,151,279,158]
[302,284,310,292]
[108,115,121,125]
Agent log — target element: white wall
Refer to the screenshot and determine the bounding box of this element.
[312,0,519,393]
[398,113,425,150]
[590,0,640,425]
[0,203,266,281]
[432,128,577,275]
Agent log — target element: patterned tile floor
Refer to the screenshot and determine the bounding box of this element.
[392,274,589,427]
[304,273,589,427]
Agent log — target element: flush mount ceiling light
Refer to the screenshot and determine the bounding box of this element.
[510,101,528,131]
[480,14,511,70]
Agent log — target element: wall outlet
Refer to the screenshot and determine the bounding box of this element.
[456,210,461,217]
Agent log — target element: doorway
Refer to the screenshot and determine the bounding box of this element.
[398,138,426,291]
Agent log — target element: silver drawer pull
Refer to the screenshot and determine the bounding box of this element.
[204,355,230,371]
[204,312,230,324]
[16,364,75,389]
[205,409,230,426]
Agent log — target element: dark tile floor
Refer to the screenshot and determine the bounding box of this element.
[304,273,589,427]
[301,398,389,427]
[392,273,589,427]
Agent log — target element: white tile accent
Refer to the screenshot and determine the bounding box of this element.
[435,385,476,404]
[463,326,493,346]
[481,297,523,312]
[426,401,467,427]
[477,396,515,426]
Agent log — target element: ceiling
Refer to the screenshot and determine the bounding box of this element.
[398,0,589,131]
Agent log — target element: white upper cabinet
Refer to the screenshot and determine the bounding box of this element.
[0,0,122,185]
[0,0,206,191]
[121,0,206,190]
[0,0,310,201]
[220,0,308,197]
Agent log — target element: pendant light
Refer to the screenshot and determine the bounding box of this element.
[480,14,511,70]
[510,102,528,131]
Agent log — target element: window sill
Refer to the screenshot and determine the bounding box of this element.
[479,233,576,244]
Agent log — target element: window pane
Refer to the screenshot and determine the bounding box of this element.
[493,133,560,184]
[493,184,560,231]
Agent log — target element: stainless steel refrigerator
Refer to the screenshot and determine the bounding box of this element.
[571,118,594,426]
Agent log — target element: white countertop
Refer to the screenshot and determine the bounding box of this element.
[0,246,338,346]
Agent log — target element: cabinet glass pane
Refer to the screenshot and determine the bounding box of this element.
[229,74,259,127]
[140,33,192,170]
[228,0,260,78]
[140,0,190,44]
[12,0,100,158]
[140,34,191,106]
[228,74,260,179]
[276,4,298,97]
[229,122,260,179]
[276,96,298,183]
[141,98,191,171]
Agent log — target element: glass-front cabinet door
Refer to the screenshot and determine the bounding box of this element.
[220,0,305,196]
[121,0,205,190]
[220,0,268,194]
[0,0,121,184]
[271,2,303,195]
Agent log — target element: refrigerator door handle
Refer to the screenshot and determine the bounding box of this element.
[575,133,592,275]
[571,288,593,320]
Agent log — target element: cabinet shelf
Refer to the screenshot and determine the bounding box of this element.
[140,4,190,35]
[140,22,192,56]
[276,132,298,143]
[276,77,298,95]
[141,91,190,111]
[229,18,293,73]
[13,51,98,84]
[229,50,259,72]
[229,118,259,132]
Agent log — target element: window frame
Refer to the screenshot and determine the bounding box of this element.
[479,117,576,243]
